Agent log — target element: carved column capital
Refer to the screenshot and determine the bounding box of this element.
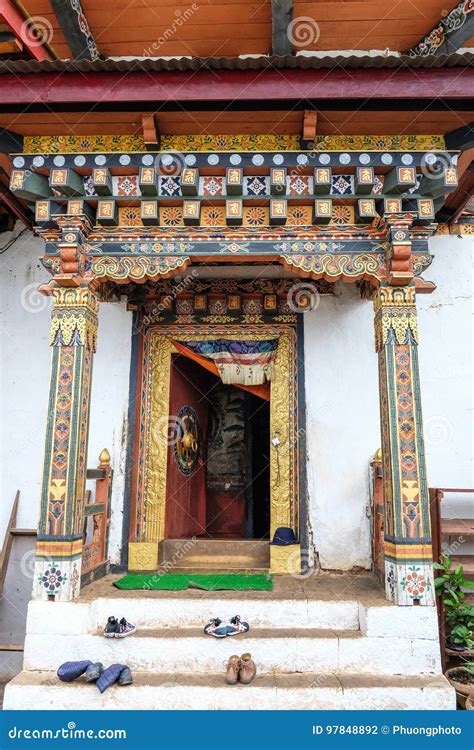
[373,285,418,352]
[50,286,99,350]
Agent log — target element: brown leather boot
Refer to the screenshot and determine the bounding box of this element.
[225,655,240,685]
[239,653,256,684]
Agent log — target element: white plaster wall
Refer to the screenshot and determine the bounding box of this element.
[87,300,132,565]
[1,227,472,574]
[303,234,473,570]
[0,226,133,567]
[418,234,474,555]
[0,226,51,537]
[304,282,379,570]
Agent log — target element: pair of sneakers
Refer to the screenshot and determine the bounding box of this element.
[204,615,249,638]
[103,616,136,638]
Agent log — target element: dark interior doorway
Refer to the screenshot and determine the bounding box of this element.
[165,354,270,540]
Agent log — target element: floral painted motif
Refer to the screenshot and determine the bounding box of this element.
[287,206,312,225]
[201,207,225,226]
[119,207,142,226]
[159,176,181,197]
[332,175,353,195]
[117,176,139,197]
[245,176,267,196]
[202,177,224,197]
[39,566,67,595]
[288,176,310,196]
[23,134,446,154]
[160,207,183,226]
[331,205,354,225]
[244,207,268,226]
[83,176,96,196]
[386,565,396,599]
[401,566,431,599]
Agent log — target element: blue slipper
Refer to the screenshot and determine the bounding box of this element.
[57,660,92,682]
[96,663,128,694]
[85,662,104,683]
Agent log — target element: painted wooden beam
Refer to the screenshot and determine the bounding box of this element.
[0,67,471,110]
[445,122,474,151]
[49,0,99,60]
[409,1,474,56]
[272,0,293,56]
[0,0,53,60]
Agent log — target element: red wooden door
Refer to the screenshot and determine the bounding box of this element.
[164,355,208,538]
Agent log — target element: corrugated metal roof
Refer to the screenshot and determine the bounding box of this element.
[0,51,472,74]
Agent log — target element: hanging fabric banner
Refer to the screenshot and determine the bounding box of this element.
[174,338,278,386]
[171,341,270,400]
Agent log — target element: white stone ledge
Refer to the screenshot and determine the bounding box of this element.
[23,631,441,676]
[3,671,456,711]
[359,603,440,640]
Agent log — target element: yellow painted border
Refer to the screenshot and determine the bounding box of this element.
[134,326,298,571]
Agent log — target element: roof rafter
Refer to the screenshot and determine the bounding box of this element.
[445,122,474,150]
[0,0,53,60]
[409,1,474,56]
[271,0,293,56]
[49,0,99,60]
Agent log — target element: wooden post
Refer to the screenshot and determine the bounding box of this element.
[32,286,98,601]
[374,284,435,605]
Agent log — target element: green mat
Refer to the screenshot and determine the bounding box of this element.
[114,573,273,591]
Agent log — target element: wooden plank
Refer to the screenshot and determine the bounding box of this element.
[10,528,37,536]
[0,643,23,651]
[451,556,474,576]
[442,519,474,536]
[49,0,99,60]
[0,490,19,594]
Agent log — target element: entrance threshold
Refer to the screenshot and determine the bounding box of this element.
[159,538,270,574]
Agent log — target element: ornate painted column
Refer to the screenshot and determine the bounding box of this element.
[374,284,435,606]
[33,286,99,601]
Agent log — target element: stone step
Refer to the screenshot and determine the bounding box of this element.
[23,628,441,676]
[3,671,455,711]
[26,597,441,638]
[160,539,270,570]
[169,567,268,575]
[27,596,361,633]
